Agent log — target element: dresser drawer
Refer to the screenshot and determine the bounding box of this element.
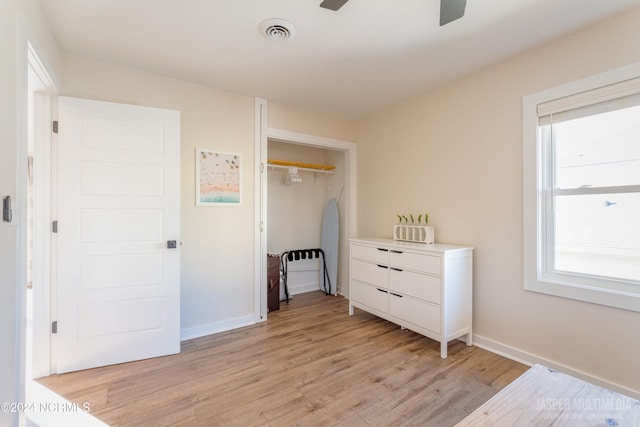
[351,243,389,264]
[389,269,441,304]
[389,294,440,333]
[351,259,388,288]
[390,251,441,275]
[351,281,388,313]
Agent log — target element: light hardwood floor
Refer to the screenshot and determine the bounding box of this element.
[38,291,528,426]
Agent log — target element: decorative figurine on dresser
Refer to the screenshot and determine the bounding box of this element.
[348,214,473,358]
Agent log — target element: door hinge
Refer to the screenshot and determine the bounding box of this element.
[51,321,57,334]
[260,162,264,173]
[52,121,59,134]
[52,220,58,233]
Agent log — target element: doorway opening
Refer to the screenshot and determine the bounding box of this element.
[22,41,105,427]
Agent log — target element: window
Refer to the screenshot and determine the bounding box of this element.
[523,63,640,312]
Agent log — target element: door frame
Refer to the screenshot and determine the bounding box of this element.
[253,99,357,321]
[18,22,60,384]
[29,59,57,379]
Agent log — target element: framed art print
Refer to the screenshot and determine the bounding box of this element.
[196,148,241,206]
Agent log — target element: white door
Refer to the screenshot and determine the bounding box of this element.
[56,96,180,373]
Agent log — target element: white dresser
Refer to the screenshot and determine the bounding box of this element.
[349,237,473,358]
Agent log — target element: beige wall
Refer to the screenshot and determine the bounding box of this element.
[356,7,640,395]
[268,101,358,142]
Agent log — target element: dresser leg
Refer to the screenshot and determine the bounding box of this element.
[349,304,354,316]
[440,341,447,359]
[466,332,473,346]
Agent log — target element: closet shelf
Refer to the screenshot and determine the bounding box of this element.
[267,159,336,174]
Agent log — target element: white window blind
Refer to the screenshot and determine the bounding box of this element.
[537,77,640,125]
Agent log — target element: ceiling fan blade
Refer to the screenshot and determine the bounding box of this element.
[320,0,350,11]
[440,0,467,26]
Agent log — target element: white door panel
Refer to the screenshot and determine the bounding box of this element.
[80,253,164,289]
[80,209,164,241]
[56,96,180,373]
[81,162,164,196]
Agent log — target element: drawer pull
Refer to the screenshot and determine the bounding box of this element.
[377,248,389,252]
[390,267,403,272]
[390,250,403,254]
[377,264,389,269]
[377,288,389,294]
[390,292,403,298]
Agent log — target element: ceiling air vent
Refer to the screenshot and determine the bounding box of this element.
[259,18,296,41]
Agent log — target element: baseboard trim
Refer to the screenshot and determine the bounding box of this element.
[180,315,255,341]
[473,334,640,400]
[288,282,320,295]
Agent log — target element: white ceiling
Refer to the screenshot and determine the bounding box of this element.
[40,0,640,119]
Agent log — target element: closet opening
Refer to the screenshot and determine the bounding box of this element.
[265,137,349,313]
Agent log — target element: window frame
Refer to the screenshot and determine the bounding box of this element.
[523,62,640,312]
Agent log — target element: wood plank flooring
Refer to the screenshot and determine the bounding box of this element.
[38,291,528,426]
